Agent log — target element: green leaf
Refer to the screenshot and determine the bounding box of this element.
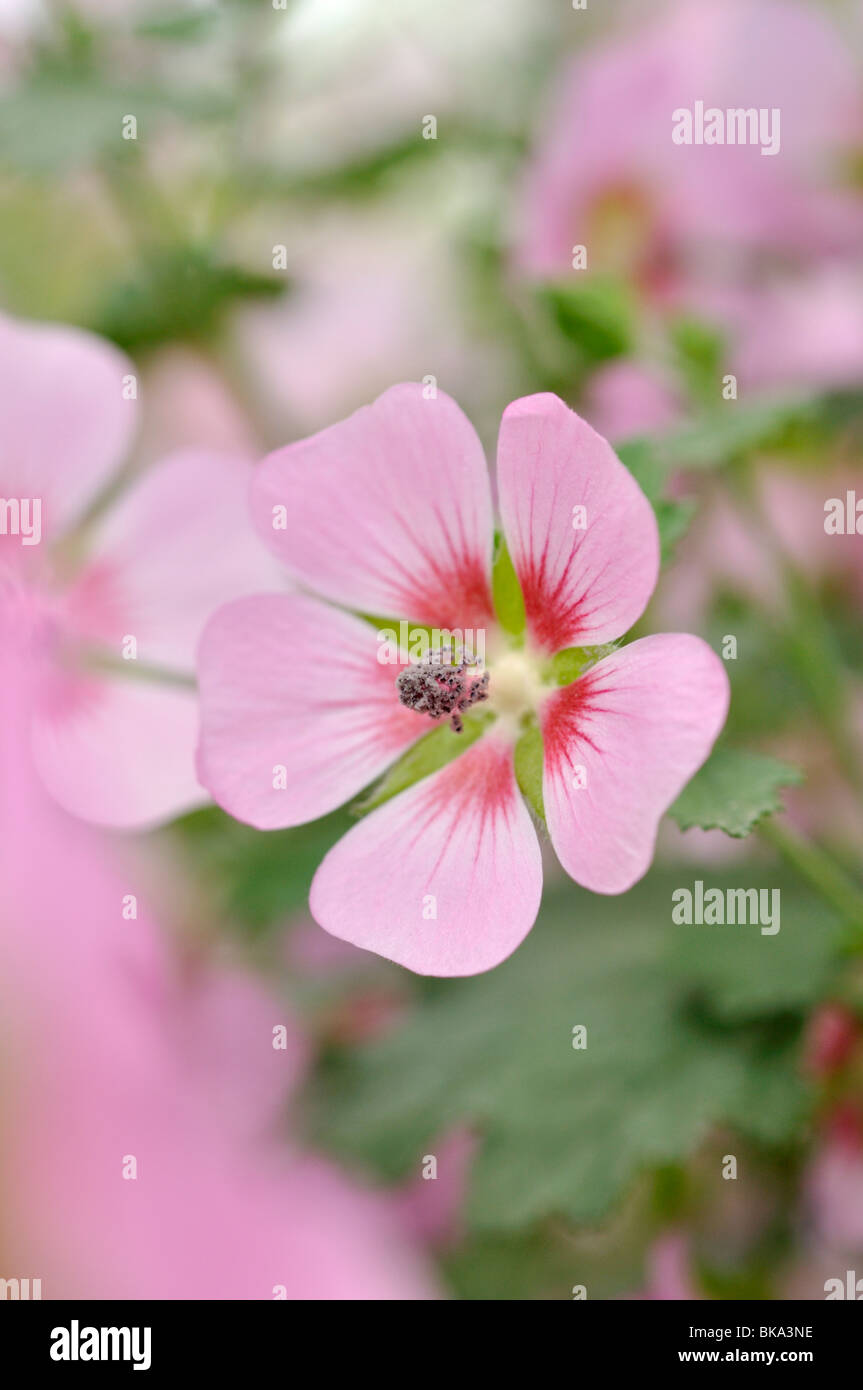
[309,875,813,1231]
[653,395,820,473]
[616,438,668,503]
[0,75,231,175]
[670,747,804,839]
[93,245,285,353]
[134,10,220,41]
[539,275,636,364]
[513,725,544,821]
[491,534,526,636]
[169,805,352,937]
[670,314,726,407]
[654,496,697,563]
[354,711,494,816]
[616,440,695,563]
[665,882,842,1023]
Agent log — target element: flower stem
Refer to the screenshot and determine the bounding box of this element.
[759,816,863,950]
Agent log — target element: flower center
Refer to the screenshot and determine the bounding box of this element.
[485,650,546,722]
[396,645,489,733]
[395,643,548,735]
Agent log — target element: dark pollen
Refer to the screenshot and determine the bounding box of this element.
[396,647,489,733]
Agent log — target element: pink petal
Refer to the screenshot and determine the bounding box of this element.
[250,383,494,627]
[497,393,659,653]
[80,449,285,672]
[32,673,203,829]
[0,313,137,541]
[1,625,437,1300]
[542,634,729,893]
[310,733,542,977]
[196,593,429,829]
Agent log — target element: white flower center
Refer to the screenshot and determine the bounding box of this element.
[487,650,546,723]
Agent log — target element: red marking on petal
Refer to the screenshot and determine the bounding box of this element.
[385,528,494,630]
[541,671,607,768]
[397,737,519,888]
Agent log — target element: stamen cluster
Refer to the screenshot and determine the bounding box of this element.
[396,645,489,733]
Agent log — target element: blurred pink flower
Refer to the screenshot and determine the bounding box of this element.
[518,0,863,395]
[196,385,728,976]
[0,621,437,1300]
[653,465,854,634]
[518,0,863,282]
[395,1129,477,1249]
[0,312,282,828]
[633,1232,700,1301]
[582,360,680,443]
[806,1109,863,1252]
[803,1004,860,1079]
[135,346,259,466]
[730,266,863,394]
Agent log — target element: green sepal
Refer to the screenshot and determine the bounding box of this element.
[352,710,496,816]
[514,724,545,823]
[544,643,619,686]
[491,532,526,638]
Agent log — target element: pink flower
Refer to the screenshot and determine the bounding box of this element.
[394,1128,477,1250]
[806,1109,863,1252]
[0,312,282,828]
[631,1232,700,1301]
[803,1004,860,1079]
[582,360,681,443]
[0,623,437,1300]
[518,0,863,283]
[729,266,863,394]
[197,385,729,977]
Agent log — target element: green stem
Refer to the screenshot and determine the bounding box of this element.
[759,817,863,950]
[79,648,197,689]
[729,472,863,797]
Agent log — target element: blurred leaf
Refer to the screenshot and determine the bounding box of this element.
[616,440,695,562]
[0,75,230,175]
[652,395,821,472]
[654,495,697,563]
[171,805,352,936]
[134,10,220,41]
[665,882,842,1023]
[616,437,668,502]
[704,595,809,742]
[670,747,804,839]
[670,314,726,407]
[238,124,524,203]
[310,875,811,1231]
[93,245,285,352]
[539,275,636,365]
[0,181,123,319]
[443,1224,645,1301]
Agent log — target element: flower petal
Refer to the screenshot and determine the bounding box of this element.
[497,393,659,652]
[542,634,729,893]
[250,383,494,627]
[0,313,137,542]
[196,593,429,829]
[310,733,542,977]
[31,674,203,829]
[81,449,285,672]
